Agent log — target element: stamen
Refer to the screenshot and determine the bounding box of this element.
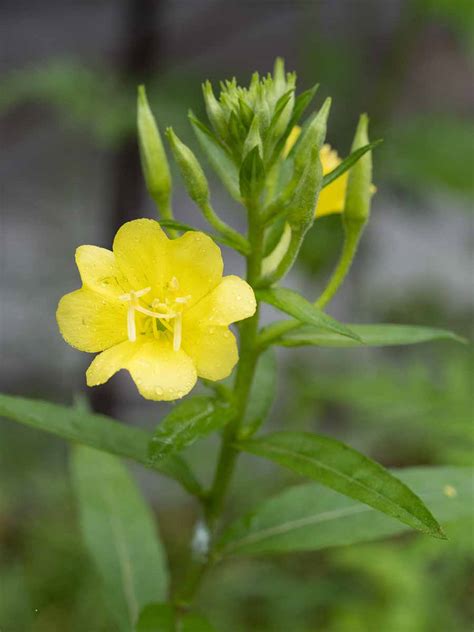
[173,313,182,351]
[126,305,136,342]
[169,276,179,291]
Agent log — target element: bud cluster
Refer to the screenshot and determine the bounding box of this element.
[203,58,296,169]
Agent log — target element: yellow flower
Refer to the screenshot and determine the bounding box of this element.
[284,126,347,218]
[57,219,256,401]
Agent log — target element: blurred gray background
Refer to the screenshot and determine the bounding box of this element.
[0,2,473,629]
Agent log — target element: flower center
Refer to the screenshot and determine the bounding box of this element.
[119,277,191,351]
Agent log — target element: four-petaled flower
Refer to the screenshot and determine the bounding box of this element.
[57,219,256,401]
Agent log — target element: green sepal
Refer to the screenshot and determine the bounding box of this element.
[239,145,265,199]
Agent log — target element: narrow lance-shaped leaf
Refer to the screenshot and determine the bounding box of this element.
[268,323,466,348]
[71,446,169,631]
[256,287,362,342]
[0,393,202,496]
[148,396,234,463]
[235,431,446,539]
[216,466,473,557]
[239,348,277,439]
[322,140,382,189]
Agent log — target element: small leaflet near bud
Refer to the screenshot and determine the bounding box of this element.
[166,128,209,208]
[343,113,373,228]
[239,146,265,200]
[137,85,172,208]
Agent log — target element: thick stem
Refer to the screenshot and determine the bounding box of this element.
[174,201,264,607]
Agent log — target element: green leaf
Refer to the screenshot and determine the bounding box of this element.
[321,140,382,189]
[180,612,217,631]
[158,219,250,255]
[217,466,473,556]
[269,84,319,165]
[189,112,241,201]
[135,603,174,632]
[71,446,169,631]
[268,323,466,348]
[148,396,234,463]
[239,348,277,439]
[235,432,445,539]
[239,146,265,199]
[256,287,362,342]
[0,393,201,496]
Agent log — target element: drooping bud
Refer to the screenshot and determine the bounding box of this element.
[137,85,172,210]
[166,128,209,208]
[343,114,373,228]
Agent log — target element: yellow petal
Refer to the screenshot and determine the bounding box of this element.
[127,340,197,401]
[315,173,348,217]
[185,275,256,327]
[315,144,347,218]
[182,326,238,381]
[86,340,138,386]
[113,218,170,291]
[56,288,127,352]
[283,125,301,158]
[168,231,223,307]
[76,245,130,298]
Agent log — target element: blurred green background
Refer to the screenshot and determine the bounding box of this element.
[0,1,472,630]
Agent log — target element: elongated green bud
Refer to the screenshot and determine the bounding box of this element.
[344,114,373,228]
[166,128,209,207]
[137,85,171,209]
[287,145,323,233]
[202,81,227,139]
[293,97,331,174]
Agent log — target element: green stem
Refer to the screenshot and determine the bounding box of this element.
[201,200,249,254]
[155,194,178,238]
[315,223,362,310]
[174,200,264,607]
[257,223,364,348]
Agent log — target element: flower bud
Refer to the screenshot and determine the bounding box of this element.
[343,114,373,228]
[287,145,323,233]
[137,85,172,208]
[166,128,209,208]
[292,97,331,177]
[202,81,227,139]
